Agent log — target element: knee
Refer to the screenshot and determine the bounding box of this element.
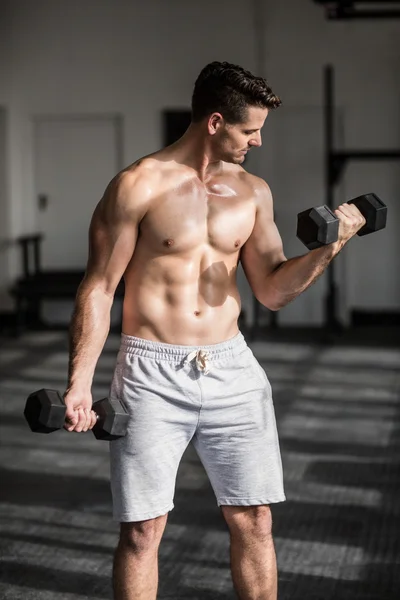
[118,514,168,554]
[222,505,273,540]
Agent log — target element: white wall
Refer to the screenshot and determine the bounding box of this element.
[0,0,258,317]
[1,0,399,325]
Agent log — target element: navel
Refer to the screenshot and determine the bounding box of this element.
[163,238,175,248]
[194,310,201,317]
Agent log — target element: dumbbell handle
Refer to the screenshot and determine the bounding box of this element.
[65,407,99,422]
[65,397,128,440]
[322,194,387,237]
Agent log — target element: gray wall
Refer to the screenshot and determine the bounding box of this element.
[259,1,400,324]
[0,108,9,304]
[0,0,399,325]
[0,1,11,308]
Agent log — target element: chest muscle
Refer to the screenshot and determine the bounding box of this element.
[141,192,255,255]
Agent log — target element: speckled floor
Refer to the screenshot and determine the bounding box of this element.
[1,329,399,599]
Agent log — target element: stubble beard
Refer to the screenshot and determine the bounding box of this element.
[219,147,245,165]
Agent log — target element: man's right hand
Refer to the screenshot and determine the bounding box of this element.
[63,389,98,433]
[334,202,366,245]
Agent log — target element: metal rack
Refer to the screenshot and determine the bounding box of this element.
[250,64,400,338]
[323,64,400,329]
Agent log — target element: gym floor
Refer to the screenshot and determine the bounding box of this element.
[0,327,399,600]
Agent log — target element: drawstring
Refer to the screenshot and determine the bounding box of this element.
[185,349,211,374]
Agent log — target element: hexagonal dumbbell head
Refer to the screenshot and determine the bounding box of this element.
[297,205,339,250]
[92,398,129,441]
[348,193,387,237]
[24,389,66,433]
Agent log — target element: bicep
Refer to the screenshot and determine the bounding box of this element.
[240,184,286,300]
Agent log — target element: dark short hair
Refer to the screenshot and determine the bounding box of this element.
[191,61,281,124]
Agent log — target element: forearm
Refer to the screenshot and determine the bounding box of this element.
[67,283,113,391]
[263,241,342,310]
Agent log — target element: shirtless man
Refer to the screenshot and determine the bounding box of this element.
[63,62,365,600]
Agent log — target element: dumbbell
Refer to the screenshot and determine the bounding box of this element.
[297,193,387,250]
[24,388,129,441]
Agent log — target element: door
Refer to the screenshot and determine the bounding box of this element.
[34,115,122,269]
[33,115,123,326]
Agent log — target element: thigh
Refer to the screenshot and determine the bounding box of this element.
[192,349,285,507]
[109,353,200,521]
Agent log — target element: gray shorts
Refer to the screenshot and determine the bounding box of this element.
[109,331,285,522]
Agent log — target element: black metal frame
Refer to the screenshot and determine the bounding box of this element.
[314,1,400,19]
[324,64,400,329]
[251,65,400,337]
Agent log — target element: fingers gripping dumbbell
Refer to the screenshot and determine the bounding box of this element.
[24,389,129,441]
[297,193,387,250]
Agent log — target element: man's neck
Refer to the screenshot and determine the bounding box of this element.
[168,124,223,181]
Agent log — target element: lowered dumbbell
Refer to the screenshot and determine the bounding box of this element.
[297,193,387,250]
[24,388,129,441]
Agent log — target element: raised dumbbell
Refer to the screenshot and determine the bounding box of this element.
[297,193,387,250]
[24,388,129,441]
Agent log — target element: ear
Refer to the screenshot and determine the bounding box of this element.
[207,113,223,136]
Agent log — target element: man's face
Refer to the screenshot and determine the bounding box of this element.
[211,106,269,164]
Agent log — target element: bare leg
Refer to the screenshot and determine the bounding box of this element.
[113,516,168,600]
[229,531,277,600]
[221,506,277,600]
[113,544,158,600]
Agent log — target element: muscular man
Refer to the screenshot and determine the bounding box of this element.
[63,62,365,600]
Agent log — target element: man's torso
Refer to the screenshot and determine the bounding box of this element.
[122,152,259,345]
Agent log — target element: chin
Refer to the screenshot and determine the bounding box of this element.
[223,154,244,165]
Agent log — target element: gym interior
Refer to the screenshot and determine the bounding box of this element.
[0,1,399,599]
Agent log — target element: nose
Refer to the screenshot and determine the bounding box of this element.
[249,132,262,148]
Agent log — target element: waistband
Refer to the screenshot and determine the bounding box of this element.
[119,331,248,362]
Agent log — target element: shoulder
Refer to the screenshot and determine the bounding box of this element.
[113,152,185,195]
[109,156,162,198]
[242,171,272,198]
[98,156,164,222]
[231,166,273,212]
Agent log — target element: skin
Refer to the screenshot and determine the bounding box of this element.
[63,104,365,600]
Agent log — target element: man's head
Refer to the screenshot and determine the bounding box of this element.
[191,61,281,164]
